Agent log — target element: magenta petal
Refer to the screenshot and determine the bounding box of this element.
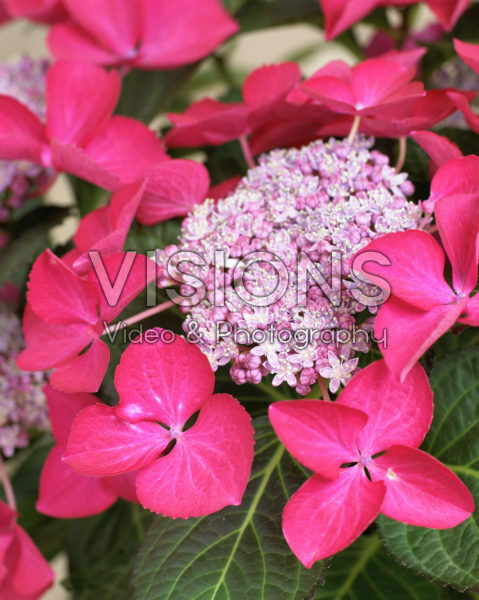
[74,206,112,252]
[454,38,479,73]
[351,60,416,109]
[43,385,97,443]
[411,130,462,176]
[17,304,91,372]
[104,471,138,504]
[446,90,479,134]
[320,0,378,40]
[268,400,367,478]
[139,0,238,69]
[36,445,117,519]
[435,193,479,295]
[115,330,214,427]
[27,249,100,325]
[50,339,110,393]
[427,0,469,30]
[63,0,140,56]
[166,98,250,147]
[82,116,168,185]
[90,252,153,323]
[243,62,301,109]
[460,293,479,326]
[9,527,54,598]
[51,139,121,190]
[6,0,66,23]
[372,446,474,528]
[374,296,469,382]
[65,403,170,477]
[48,23,122,66]
[136,393,254,517]
[137,160,210,225]
[0,96,46,163]
[337,360,433,455]
[283,468,385,567]
[46,61,120,147]
[429,155,479,208]
[356,230,456,310]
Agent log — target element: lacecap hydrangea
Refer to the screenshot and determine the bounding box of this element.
[157,136,423,394]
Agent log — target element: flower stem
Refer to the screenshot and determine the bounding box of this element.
[318,377,331,402]
[239,136,255,169]
[102,300,175,337]
[395,137,407,172]
[347,115,361,145]
[0,456,16,512]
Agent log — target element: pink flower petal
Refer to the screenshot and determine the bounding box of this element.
[43,385,97,443]
[137,159,210,225]
[63,0,140,56]
[371,445,474,528]
[82,116,168,185]
[17,304,90,372]
[459,293,479,326]
[115,330,215,427]
[139,0,238,69]
[6,0,67,23]
[454,38,479,73]
[355,230,456,310]
[36,445,118,518]
[166,98,250,147]
[429,155,479,208]
[320,0,379,40]
[46,60,120,147]
[48,23,122,65]
[50,338,110,393]
[446,90,479,134]
[337,360,433,455]
[411,130,462,176]
[135,393,254,517]
[268,400,368,478]
[427,0,469,30]
[8,527,54,597]
[64,403,170,476]
[283,468,385,567]
[435,193,479,295]
[50,138,121,190]
[374,295,469,381]
[104,471,138,504]
[89,252,153,323]
[27,249,100,326]
[208,176,242,200]
[0,96,46,164]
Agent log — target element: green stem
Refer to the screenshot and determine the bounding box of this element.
[132,504,145,541]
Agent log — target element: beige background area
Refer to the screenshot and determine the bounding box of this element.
[0,7,433,599]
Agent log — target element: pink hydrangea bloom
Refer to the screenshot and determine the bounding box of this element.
[269,360,474,566]
[0,305,49,457]
[158,136,423,394]
[17,250,152,393]
[0,59,206,224]
[64,330,255,518]
[354,157,479,380]
[48,0,238,69]
[37,386,137,519]
[0,499,55,598]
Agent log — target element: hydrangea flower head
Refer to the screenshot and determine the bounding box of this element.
[158,136,423,394]
[0,304,49,457]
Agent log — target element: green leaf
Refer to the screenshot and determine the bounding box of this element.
[0,206,69,288]
[132,417,325,599]
[116,66,199,124]
[236,0,322,33]
[378,346,479,591]
[314,533,463,599]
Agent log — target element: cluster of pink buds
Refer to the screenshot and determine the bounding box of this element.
[0,56,53,226]
[158,136,423,394]
[0,304,49,457]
